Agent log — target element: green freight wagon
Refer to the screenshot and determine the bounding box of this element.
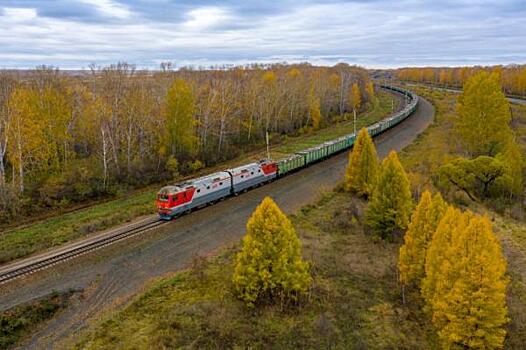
[277,154,306,175]
[297,144,328,164]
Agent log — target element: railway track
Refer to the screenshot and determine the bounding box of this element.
[0,217,167,285]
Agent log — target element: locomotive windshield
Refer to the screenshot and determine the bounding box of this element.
[158,186,179,201]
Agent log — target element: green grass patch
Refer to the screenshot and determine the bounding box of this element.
[1,291,74,349]
[0,91,396,264]
[0,191,155,264]
[73,191,435,349]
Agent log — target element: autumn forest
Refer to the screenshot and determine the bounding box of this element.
[0,63,372,222]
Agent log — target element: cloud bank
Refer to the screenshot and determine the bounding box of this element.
[0,0,525,69]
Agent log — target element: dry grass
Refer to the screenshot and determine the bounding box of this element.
[73,191,436,349]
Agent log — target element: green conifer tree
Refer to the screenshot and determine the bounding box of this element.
[345,127,379,197]
[233,197,311,307]
[366,150,413,238]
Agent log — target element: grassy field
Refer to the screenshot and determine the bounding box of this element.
[73,190,436,349]
[0,91,397,264]
[1,291,74,349]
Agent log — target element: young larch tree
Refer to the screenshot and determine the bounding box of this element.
[399,191,432,287]
[366,150,413,238]
[422,206,469,312]
[433,217,508,349]
[424,210,509,349]
[345,127,378,197]
[399,191,446,288]
[233,197,311,307]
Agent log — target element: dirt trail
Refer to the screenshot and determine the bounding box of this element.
[1,93,434,350]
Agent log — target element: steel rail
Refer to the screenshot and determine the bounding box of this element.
[0,218,166,285]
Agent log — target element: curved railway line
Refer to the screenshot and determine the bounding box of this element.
[0,85,417,287]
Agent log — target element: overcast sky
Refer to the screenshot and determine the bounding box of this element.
[0,0,525,69]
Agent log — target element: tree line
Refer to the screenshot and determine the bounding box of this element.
[0,63,373,223]
[397,65,526,97]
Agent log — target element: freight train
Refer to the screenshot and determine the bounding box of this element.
[156,85,418,220]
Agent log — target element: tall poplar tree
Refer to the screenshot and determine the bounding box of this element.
[233,197,311,307]
[162,79,197,159]
[366,150,413,238]
[351,82,362,111]
[455,72,513,157]
[345,127,378,197]
[365,81,375,103]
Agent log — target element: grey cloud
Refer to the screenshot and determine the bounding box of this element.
[0,0,524,68]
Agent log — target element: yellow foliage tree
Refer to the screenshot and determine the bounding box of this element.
[287,67,301,79]
[262,71,277,84]
[497,139,524,197]
[422,206,468,310]
[350,82,361,111]
[399,191,447,287]
[398,191,447,286]
[308,85,322,130]
[7,87,48,193]
[366,150,413,238]
[233,197,311,307]
[345,127,378,197]
[455,72,513,157]
[162,79,197,159]
[423,209,509,349]
[365,81,375,103]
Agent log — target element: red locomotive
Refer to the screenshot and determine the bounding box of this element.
[157,159,277,220]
